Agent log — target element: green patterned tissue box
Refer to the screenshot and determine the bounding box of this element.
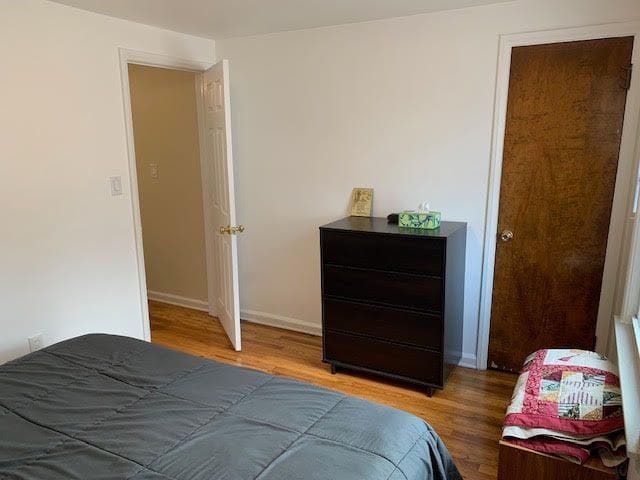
[398,211,441,230]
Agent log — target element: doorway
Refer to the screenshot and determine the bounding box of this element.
[128,64,209,312]
[487,36,634,372]
[119,50,242,351]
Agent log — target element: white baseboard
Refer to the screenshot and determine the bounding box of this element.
[240,310,478,368]
[445,351,478,369]
[150,299,479,369]
[241,309,322,336]
[458,353,478,369]
[147,291,209,312]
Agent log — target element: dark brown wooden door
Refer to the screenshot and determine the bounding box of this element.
[488,37,633,372]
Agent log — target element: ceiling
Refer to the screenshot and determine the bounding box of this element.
[48,0,511,39]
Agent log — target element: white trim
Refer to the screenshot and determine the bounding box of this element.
[614,316,640,459]
[620,220,640,319]
[620,161,640,319]
[458,354,477,369]
[241,309,322,336]
[120,49,212,73]
[477,22,640,369]
[118,48,214,342]
[445,352,478,370]
[147,291,210,312]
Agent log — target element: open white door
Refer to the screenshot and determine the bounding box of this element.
[203,59,241,351]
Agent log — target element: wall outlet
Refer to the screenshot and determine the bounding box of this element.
[28,334,44,352]
[150,163,159,179]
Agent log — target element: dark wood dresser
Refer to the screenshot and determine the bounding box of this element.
[319,216,466,395]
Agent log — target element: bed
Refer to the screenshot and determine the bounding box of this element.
[0,334,461,480]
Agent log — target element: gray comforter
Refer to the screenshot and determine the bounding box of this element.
[0,334,461,480]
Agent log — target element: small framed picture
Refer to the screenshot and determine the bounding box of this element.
[350,188,373,217]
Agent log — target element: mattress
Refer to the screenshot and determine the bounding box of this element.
[0,334,461,480]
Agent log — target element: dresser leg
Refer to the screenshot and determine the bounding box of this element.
[426,388,434,397]
[330,364,337,374]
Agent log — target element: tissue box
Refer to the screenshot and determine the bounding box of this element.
[398,211,441,230]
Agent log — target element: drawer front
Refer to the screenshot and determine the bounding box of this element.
[321,230,444,276]
[323,265,442,313]
[324,331,443,385]
[323,298,442,350]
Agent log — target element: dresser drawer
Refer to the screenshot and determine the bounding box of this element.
[323,265,442,312]
[324,331,443,385]
[323,298,442,350]
[321,230,444,276]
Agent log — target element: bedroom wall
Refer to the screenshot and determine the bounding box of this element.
[0,0,213,363]
[128,65,208,305]
[216,0,640,366]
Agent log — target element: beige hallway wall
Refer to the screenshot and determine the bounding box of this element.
[129,64,208,303]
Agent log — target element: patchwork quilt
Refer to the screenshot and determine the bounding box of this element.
[0,334,462,480]
[503,349,626,466]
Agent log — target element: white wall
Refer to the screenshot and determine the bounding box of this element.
[0,0,213,363]
[217,0,640,366]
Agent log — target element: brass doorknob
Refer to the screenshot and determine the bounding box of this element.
[219,225,245,235]
[500,230,514,242]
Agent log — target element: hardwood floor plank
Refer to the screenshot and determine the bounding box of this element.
[149,300,517,480]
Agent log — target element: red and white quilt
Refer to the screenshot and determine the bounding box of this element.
[502,349,626,466]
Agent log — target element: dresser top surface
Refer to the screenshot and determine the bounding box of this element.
[320,216,466,238]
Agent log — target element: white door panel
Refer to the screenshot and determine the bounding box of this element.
[204,59,241,351]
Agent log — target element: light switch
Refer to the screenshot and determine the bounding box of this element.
[150,163,159,179]
[109,176,123,196]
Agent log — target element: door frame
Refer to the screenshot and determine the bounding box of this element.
[477,22,640,369]
[118,48,215,341]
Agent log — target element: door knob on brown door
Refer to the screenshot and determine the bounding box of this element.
[500,230,514,242]
[219,225,246,235]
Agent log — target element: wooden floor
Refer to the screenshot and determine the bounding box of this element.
[150,300,517,480]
